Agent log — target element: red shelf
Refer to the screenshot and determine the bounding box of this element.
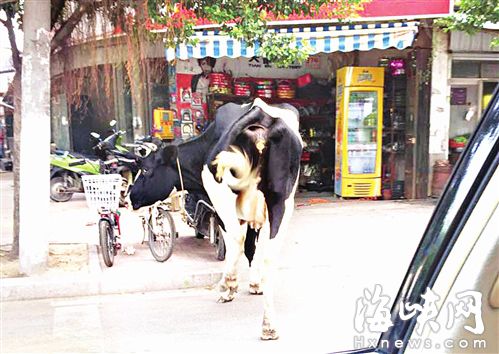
[211,93,329,106]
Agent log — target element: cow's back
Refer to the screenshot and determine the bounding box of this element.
[205,100,303,239]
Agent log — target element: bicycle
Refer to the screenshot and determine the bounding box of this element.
[140,200,176,262]
[82,173,123,267]
[165,190,225,261]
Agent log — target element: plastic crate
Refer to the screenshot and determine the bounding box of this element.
[82,174,122,211]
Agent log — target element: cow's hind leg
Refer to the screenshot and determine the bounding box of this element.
[247,218,280,340]
[201,165,246,303]
[260,183,297,340]
[260,233,281,340]
[218,222,246,302]
[249,234,264,295]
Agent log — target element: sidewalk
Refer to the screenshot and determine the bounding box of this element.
[0,171,437,302]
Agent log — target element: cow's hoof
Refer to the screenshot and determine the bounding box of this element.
[261,318,279,340]
[217,293,235,303]
[261,328,279,340]
[218,277,238,302]
[249,283,263,295]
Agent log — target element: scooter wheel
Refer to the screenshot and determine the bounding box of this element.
[50,177,73,202]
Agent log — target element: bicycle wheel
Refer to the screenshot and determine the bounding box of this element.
[210,216,225,261]
[215,226,226,261]
[99,219,114,267]
[148,209,175,262]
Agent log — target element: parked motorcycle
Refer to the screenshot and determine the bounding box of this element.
[50,149,101,202]
[90,124,141,205]
[91,120,129,160]
[50,120,137,203]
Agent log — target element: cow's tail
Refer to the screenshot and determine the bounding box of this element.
[212,146,259,191]
[212,145,266,230]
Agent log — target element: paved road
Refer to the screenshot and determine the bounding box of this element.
[1,170,440,352]
[1,192,438,353]
[0,268,405,354]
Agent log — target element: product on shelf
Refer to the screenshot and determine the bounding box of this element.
[297,73,312,87]
[209,72,233,94]
[276,79,296,99]
[233,79,253,97]
[254,79,275,98]
[389,58,406,76]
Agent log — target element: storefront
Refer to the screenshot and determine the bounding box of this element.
[429,28,498,196]
[43,0,452,199]
[157,18,433,199]
[448,31,499,164]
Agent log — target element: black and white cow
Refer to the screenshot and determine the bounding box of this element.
[130,98,303,340]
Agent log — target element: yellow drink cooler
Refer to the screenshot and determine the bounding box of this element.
[335,67,384,198]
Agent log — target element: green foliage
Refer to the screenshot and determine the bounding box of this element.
[259,34,312,68]
[436,0,499,46]
[0,1,22,25]
[3,0,367,67]
[146,0,367,67]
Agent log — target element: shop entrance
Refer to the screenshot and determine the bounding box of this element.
[449,80,498,164]
[160,20,421,199]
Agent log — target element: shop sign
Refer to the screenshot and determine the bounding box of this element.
[305,57,321,70]
[176,55,330,80]
[359,0,452,19]
[248,56,302,70]
[189,0,451,27]
[451,88,467,106]
[358,71,373,83]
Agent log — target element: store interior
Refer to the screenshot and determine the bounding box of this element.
[152,49,412,199]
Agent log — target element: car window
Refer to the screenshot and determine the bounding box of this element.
[405,167,498,354]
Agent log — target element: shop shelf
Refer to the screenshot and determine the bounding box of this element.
[211,93,329,106]
[300,115,330,121]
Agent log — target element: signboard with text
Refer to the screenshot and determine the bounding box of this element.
[193,0,452,25]
[359,0,452,19]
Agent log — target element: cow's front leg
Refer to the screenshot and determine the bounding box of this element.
[218,222,246,303]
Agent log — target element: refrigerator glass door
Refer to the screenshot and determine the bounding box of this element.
[346,91,379,175]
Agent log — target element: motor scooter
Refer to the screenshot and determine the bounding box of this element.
[50,120,134,202]
[50,148,101,202]
[90,122,142,205]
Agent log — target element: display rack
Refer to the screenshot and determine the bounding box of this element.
[382,73,407,199]
[208,93,334,191]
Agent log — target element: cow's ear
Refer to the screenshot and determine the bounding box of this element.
[161,145,178,165]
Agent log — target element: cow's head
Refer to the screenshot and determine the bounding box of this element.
[129,144,179,210]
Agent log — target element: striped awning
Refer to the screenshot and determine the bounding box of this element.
[166,21,419,61]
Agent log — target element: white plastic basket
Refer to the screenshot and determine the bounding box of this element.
[82,174,122,211]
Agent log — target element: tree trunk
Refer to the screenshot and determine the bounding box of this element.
[10,71,21,260]
[1,6,22,260]
[18,0,51,275]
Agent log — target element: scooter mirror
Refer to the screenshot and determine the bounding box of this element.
[91,132,100,139]
[109,120,117,127]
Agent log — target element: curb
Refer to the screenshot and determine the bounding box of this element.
[0,245,229,302]
[0,267,225,303]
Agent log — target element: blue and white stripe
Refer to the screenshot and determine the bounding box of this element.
[166,21,419,61]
